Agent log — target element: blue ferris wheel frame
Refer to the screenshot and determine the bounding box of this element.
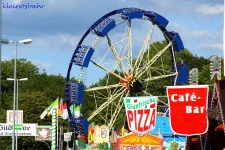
[64,7,184,138]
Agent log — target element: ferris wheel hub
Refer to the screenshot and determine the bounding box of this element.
[120,73,133,89]
[120,73,143,94]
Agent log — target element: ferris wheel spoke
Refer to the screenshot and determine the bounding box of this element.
[143,73,177,82]
[98,114,109,125]
[116,18,127,26]
[147,67,165,77]
[94,90,108,99]
[108,91,128,130]
[135,42,172,79]
[85,84,123,92]
[90,60,123,80]
[133,24,155,75]
[87,88,126,121]
[126,19,133,75]
[87,94,107,101]
[147,66,175,80]
[149,66,172,74]
[108,98,124,130]
[106,34,128,75]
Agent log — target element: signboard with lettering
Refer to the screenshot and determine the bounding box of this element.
[167,85,209,135]
[123,96,157,134]
[121,145,159,150]
[7,110,23,124]
[0,123,37,136]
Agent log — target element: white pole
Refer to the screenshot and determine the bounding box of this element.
[16,80,18,150]
[12,42,17,150]
[66,120,69,150]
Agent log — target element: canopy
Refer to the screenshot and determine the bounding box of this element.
[117,133,163,150]
[150,116,187,142]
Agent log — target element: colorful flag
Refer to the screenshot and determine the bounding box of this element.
[40,98,58,119]
[167,85,209,135]
[61,103,68,120]
[61,103,81,120]
[57,98,63,117]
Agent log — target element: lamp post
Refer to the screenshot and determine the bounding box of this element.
[2,39,32,150]
[7,78,28,150]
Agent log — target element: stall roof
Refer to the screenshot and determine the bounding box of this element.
[150,116,187,142]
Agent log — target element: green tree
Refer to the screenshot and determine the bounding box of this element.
[0,59,67,149]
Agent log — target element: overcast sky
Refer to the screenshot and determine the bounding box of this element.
[1,0,224,85]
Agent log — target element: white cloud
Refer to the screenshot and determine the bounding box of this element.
[30,33,81,51]
[59,34,80,48]
[195,4,224,15]
[197,43,223,50]
[191,43,223,57]
[168,22,213,41]
[187,30,214,39]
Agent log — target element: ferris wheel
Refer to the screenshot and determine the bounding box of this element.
[65,8,184,137]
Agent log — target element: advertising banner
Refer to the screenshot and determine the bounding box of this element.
[123,96,157,134]
[167,85,209,135]
[0,123,37,136]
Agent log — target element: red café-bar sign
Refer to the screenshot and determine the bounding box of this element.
[167,85,209,135]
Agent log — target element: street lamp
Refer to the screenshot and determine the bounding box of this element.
[7,78,28,150]
[2,39,32,150]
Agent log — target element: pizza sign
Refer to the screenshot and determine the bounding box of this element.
[123,96,157,134]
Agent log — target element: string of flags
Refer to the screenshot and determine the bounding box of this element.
[40,98,80,120]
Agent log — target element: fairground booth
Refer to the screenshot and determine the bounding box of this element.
[117,132,163,150]
[150,116,187,150]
